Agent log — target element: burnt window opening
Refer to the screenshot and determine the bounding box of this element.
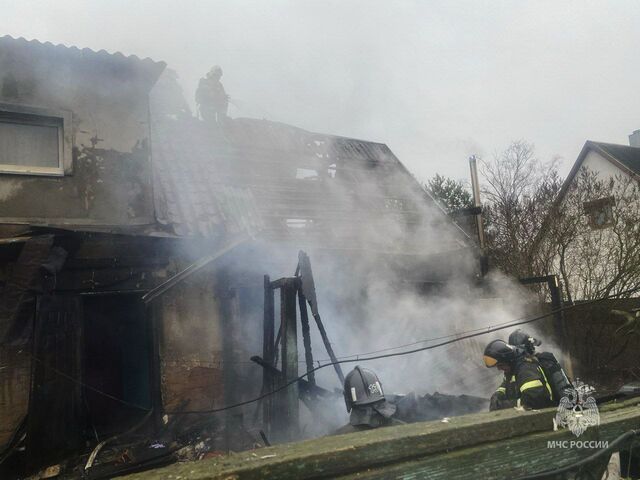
[0,103,72,176]
[295,168,319,180]
[82,294,152,438]
[583,196,615,230]
[286,218,314,229]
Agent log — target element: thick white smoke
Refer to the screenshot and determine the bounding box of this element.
[149,69,544,438]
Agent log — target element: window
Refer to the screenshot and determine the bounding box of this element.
[0,103,72,176]
[583,197,615,229]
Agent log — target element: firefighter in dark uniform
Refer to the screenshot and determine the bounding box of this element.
[508,329,574,400]
[196,65,229,124]
[484,339,555,411]
[334,366,404,435]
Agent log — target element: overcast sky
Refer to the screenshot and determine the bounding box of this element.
[2,0,639,184]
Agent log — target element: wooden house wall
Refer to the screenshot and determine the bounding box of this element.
[0,347,29,446]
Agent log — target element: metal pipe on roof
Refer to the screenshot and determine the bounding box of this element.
[469,155,486,250]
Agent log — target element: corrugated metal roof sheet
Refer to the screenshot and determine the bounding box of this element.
[150,115,467,254]
[0,35,163,67]
[151,116,263,238]
[0,35,166,89]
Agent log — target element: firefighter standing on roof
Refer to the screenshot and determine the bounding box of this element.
[196,65,229,124]
[484,339,555,411]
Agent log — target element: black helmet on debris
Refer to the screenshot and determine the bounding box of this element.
[343,366,386,411]
[343,366,396,424]
[508,328,542,354]
[483,339,517,367]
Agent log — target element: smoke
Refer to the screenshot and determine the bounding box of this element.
[149,69,542,438]
[210,235,538,437]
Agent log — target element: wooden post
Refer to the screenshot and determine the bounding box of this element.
[298,289,316,387]
[262,275,275,438]
[275,278,299,442]
[27,295,83,469]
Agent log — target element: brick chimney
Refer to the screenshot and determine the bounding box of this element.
[629,130,640,147]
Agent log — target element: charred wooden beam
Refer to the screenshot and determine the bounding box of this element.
[297,251,344,385]
[297,289,316,387]
[142,235,248,304]
[262,275,275,438]
[276,278,299,442]
[250,356,335,399]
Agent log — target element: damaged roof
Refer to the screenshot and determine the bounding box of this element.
[151,116,263,238]
[150,113,470,253]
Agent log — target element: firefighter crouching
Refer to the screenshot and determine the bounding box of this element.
[334,366,405,435]
[508,329,574,400]
[484,339,555,411]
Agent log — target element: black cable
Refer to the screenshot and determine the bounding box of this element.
[26,284,640,416]
[86,446,180,480]
[315,316,532,360]
[514,430,639,480]
[168,284,640,414]
[29,354,151,412]
[84,409,155,472]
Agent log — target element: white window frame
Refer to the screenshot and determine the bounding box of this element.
[0,102,73,176]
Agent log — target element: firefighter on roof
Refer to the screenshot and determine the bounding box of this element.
[196,65,229,124]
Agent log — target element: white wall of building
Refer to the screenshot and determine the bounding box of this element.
[580,150,634,182]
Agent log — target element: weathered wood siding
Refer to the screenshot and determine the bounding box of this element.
[0,346,29,446]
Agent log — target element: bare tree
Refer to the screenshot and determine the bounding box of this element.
[480,141,562,281]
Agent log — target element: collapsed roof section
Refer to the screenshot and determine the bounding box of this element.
[150,115,472,256]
